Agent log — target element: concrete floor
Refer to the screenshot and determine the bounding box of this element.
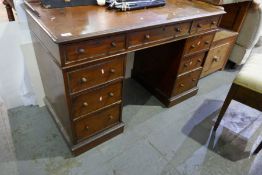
[1,69,262,175]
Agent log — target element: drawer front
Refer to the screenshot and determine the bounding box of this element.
[202,43,231,73]
[74,104,121,141]
[191,16,220,34]
[68,56,124,93]
[71,82,122,119]
[173,22,191,37]
[178,53,205,75]
[64,35,126,63]
[127,26,173,48]
[183,33,214,56]
[172,68,202,96]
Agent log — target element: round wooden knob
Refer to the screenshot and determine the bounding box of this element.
[109,115,113,120]
[111,41,117,47]
[110,68,116,73]
[180,84,185,87]
[175,27,181,32]
[83,102,88,107]
[205,41,210,45]
[145,34,150,39]
[213,56,219,62]
[85,126,89,130]
[77,48,85,54]
[109,92,114,97]
[192,78,197,82]
[197,59,202,63]
[81,77,88,83]
[191,44,196,48]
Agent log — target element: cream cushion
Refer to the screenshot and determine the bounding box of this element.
[229,1,262,65]
[234,54,262,93]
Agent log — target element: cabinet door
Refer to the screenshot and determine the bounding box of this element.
[201,42,231,77]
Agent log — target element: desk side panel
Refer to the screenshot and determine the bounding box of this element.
[26,10,61,65]
[30,33,73,143]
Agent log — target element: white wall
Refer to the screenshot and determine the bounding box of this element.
[0,0,45,109]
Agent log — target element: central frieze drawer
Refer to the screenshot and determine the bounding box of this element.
[127,22,191,49]
[183,33,214,56]
[64,35,126,64]
[191,16,220,34]
[68,56,124,93]
[71,82,122,119]
[74,104,121,141]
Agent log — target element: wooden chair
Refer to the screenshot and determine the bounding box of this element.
[213,54,262,154]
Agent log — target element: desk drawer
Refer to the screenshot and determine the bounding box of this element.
[172,68,202,96]
[127,26,173,48]
[183,33,214,56]
[178,53,205,75]
[64,35,126,64]
[191,16,219,34]
[68,56,124,93]
[173,22,191,37]
[71,82,122,119]
[74,104,121,141]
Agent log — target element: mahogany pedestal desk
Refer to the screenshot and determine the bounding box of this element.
[25,0,225,155]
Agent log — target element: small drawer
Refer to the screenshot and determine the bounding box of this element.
[172,68,202,96]
[74,104,121,141]
[71,82,122,119]
[178,53,205,75]
[173,22,191,37]
[183,33,214,56]
[68,56,124,93]
[127,26,173,48]
[191,16,220,34]
[202,42,231,73]
[64,35,126,64]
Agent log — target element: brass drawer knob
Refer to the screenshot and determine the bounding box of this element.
[180,84,185,87]
[83,102,88,107]
[213,56,219,62]
[81,77,88,83]
[175,27,181,32]
[211,21,217,25]
[85,126,89,130]
[110,68,116,73]
[145,34,150,39]
[111,41,117,47]
[109,92,114,97]
[191,44,196,49]
[77,48,85,54]
[197,24,202,28]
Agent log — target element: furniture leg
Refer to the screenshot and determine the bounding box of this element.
[254,141,262,154]
[213,84,238,131]
[3,0,15,21]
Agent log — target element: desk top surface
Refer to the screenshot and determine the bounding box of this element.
[25,0,225,43]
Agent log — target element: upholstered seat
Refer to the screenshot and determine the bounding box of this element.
[234,54,262,93]
[229,1,262,65]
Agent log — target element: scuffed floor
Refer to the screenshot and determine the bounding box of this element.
[0,69,262,175]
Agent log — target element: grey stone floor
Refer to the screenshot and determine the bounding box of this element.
[0,69,262,175]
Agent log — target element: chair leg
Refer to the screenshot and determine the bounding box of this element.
[254,141,262,154]
[213,84,238,131]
